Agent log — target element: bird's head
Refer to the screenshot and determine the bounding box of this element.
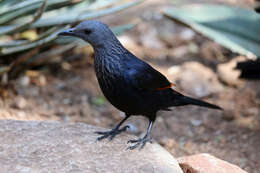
[58,20,114,47]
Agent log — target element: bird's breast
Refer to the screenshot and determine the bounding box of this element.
[94,54,123,96]
[94,54,142,113]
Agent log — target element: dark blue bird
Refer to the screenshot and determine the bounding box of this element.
[58,20,222,150]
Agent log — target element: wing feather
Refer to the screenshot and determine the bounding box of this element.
[123,52,172,91]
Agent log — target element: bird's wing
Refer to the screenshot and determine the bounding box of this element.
[123,52,174,91]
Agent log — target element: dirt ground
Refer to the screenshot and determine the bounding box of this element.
[0,0,259,172]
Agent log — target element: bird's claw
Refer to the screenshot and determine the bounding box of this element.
[95,125,129,141]
[127,136,153,150]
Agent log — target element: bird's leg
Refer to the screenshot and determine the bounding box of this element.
[95,114,130,141]
[127,120,154,150]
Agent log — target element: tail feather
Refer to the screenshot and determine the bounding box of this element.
[181,96,222,110]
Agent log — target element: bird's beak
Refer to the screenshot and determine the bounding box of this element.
[57,28,76,36]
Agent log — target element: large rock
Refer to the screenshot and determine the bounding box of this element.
[0,120,183,173]
[178,153,248,173]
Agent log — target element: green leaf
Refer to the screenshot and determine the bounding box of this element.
[0,0,81,25]
[164,5,260,58]
[31,0,143,28]
[0,27,57,48]
[0,0,41,16]
[92,96,106,106]
[0,27,66,55]
[0,0,46,35]
[25,42,78,66]
[0,0,142,32]
[0,3,41,24]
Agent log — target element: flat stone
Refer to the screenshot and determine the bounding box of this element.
[178,153,248,173]
[0,120,183,173]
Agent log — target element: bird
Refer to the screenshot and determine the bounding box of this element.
[58,20,222,150]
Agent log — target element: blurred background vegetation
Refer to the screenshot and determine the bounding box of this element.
[0,0,259,173]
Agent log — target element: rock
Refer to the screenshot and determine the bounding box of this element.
[0,120,183,173]
[118,35,144,58]
[217,56,246,87]
[157,19,178,45]
[159,137,177,149]
[190,119,202,127]
[201,41,224,61]
[0,109,57,121]
[168,61,223,97]
[170,45,190,58]
[137,22,165,49]
[169,43,199,58]
[18,75,30,87]
[179,29,195,41]
[13,96,27,109]
[222,109,235,121]
[178,153,248,173]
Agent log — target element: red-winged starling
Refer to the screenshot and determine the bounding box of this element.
[58,20,222,150]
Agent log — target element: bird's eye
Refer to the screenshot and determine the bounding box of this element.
[84,29,92,35]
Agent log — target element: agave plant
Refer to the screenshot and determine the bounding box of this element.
[0,0,142,78]
[164,4,260,59]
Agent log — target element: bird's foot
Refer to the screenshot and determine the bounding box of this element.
[95,125,129,141]
[127,135,153,150]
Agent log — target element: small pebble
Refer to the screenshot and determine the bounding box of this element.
[13,97,27,109]
[190,119,202,127]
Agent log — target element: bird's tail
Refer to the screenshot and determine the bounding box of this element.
[180,96,222,110]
